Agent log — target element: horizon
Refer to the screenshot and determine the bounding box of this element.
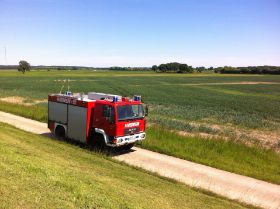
[1,63,280,69]
[1,0,280,67]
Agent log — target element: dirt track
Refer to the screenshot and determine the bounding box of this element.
[0,111,280,209]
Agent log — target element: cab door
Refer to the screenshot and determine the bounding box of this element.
[92,103,115,136]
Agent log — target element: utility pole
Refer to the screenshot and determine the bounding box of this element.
[4,46,7,64]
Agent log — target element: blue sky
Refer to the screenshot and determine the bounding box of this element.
[0,0,279,67]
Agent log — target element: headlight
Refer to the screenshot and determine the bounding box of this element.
[140,133,146,138]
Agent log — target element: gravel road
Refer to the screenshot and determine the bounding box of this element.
[0,111,279,209]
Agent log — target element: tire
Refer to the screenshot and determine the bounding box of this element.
[94,134,106,149]
[55,125,65,138]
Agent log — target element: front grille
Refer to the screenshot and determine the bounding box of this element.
[124,127,140,135]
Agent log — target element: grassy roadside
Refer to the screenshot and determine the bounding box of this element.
[1,101,280,185]
[0,122,248,209]
[0,101,47,122]
[142,127,280,184]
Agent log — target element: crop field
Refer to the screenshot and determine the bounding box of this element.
[0,70,280,143]
[0,70,280,184]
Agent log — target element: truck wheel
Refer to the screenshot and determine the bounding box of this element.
[94,134,106,149]
[55,125,65,138]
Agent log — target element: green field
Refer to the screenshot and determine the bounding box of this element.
[0,70,280,184]
[0,123,250,209]
[0,70,280,147]
[1,70,280,131]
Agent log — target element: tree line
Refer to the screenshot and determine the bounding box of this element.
[152,62,280,74]
[214,66,280,75]
[152,62,213,73]
[2,60,280,75]
[109,67,151,71]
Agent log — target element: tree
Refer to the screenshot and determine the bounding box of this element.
[158,64,167,72]
[155,62,193,73]
[196,66,205,73]
[208,66,214,71]
[152,65,158,72]
[18,60,31,74]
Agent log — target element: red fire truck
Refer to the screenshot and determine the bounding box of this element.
[48,92,147,149]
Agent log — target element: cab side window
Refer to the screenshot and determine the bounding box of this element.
[103,105,115,123]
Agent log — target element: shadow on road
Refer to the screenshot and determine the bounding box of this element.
[39,132,136,156]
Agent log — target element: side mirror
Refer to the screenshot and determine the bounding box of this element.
[103,106,110,118]
[108,107,115,124]
[108,116,115,124]
[144,105,148,116]
[104,105,115,124]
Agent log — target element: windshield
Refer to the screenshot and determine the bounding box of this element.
[117,105,144,121]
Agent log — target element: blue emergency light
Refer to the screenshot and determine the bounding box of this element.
[133,95,141,101]
[113,96,118,102]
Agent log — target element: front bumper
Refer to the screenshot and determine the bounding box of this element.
[108,132,146,147]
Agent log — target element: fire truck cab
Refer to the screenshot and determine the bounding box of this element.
[48,92,147,148]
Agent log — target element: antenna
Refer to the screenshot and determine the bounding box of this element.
[59,85,64,94]
[67,79,70,92]
[59,79,67,94]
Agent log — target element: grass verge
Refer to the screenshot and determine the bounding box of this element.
[0,102,280,185]
[0,122,247,209]
[0,101,47,122]
[142,127,280,184]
